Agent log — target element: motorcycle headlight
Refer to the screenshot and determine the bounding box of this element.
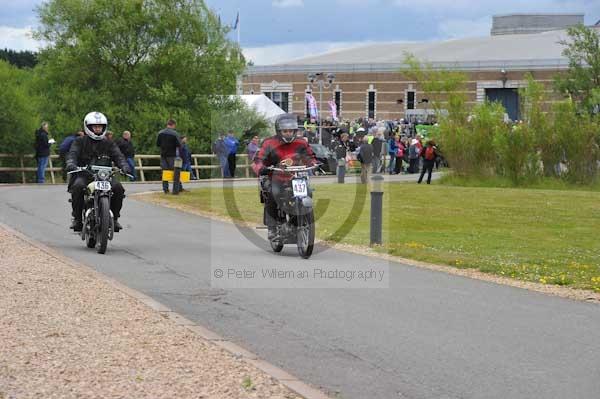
[97,169,110,180]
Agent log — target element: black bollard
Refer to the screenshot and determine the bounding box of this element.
[337,158,346,184]
[370,174,384,246]
[172,156,182,195]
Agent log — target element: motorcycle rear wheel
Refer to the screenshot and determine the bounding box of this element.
[297,211,315,259]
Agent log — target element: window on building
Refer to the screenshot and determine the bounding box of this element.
[334,90,342,118]
[407,91,415,110]
[368,91,376,119]
[264,91,289,112]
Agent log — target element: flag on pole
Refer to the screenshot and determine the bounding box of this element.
[305,93,318,120]
[328,100,338,121]
[233,12,239,30]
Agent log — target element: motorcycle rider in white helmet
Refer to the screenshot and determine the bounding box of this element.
[65,112,131,232]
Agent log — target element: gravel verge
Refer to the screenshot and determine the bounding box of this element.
[0,226,301,399]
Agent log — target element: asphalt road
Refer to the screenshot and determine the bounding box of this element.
[1,181,599,399]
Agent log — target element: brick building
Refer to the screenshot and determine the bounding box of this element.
[240,14,599,122]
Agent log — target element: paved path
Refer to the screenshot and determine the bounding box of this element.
[1,181,599,399]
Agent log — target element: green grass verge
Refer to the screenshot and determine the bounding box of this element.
[148,182,600,292]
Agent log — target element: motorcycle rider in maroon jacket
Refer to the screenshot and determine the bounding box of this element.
[252,114,317,240]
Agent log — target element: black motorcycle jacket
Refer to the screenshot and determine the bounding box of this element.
[66,136,131,174]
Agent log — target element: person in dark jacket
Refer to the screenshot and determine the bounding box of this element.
[34,122,53,183]
[333,132,351,161]
[371,129,385,174]
[58,131,84,182]
[156,119,182,193]
[116,131,136,181]
[418,139,440,184]
[66,112,131,232]
[358,135,374,184]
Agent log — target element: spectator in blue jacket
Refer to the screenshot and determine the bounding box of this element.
[212,134,229,178]
[180,136,195,180]
[387,133,398,174]
[224,131,239,178]
[58,131,84,182]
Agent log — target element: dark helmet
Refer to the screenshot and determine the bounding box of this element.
[275,113,298,143]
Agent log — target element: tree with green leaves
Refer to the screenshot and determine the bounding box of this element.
[0,49,38,69]
[554,24,600,115]
[0,60,39,155]
[33,0,246,154]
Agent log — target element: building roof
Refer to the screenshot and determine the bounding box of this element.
[490,13,583,35]
[247,27,599,74]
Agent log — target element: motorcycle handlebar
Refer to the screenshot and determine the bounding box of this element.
[267,163,321,173]
[67,165,131,178]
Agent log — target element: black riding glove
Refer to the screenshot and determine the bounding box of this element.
[259,167,270,176]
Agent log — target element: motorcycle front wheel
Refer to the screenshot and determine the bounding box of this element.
[270,224,284,252]
[297,211,315,259]
[97,196,110,254]
[270,238,284,253]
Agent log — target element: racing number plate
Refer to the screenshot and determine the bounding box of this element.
[95,181,111,191]
[292,179,307,198]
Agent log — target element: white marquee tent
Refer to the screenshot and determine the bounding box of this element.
[237,94,286,122]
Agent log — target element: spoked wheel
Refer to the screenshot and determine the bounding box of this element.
[97,197,110,254]
[297,211,315,259]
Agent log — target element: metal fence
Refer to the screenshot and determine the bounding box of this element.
[0,153,253,183]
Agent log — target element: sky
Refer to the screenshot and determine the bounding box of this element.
[1,0,599,65]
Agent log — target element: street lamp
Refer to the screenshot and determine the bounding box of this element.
[307,72,335,144]
[500,69,508,88]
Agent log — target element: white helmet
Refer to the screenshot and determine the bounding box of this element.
[83,112,108,140]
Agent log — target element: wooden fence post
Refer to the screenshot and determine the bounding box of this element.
[49,156,56,184]
[137,156,145,182]
[20,157,26,184]
[193,155,199,179]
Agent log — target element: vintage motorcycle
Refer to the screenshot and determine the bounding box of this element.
[261,164,319,259]
[68,165,131,254]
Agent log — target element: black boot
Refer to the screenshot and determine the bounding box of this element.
[70,219,83,232]
[114,218,122,232]
[267,226,277,240]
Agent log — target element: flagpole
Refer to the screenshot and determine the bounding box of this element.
[237,10,240,48]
